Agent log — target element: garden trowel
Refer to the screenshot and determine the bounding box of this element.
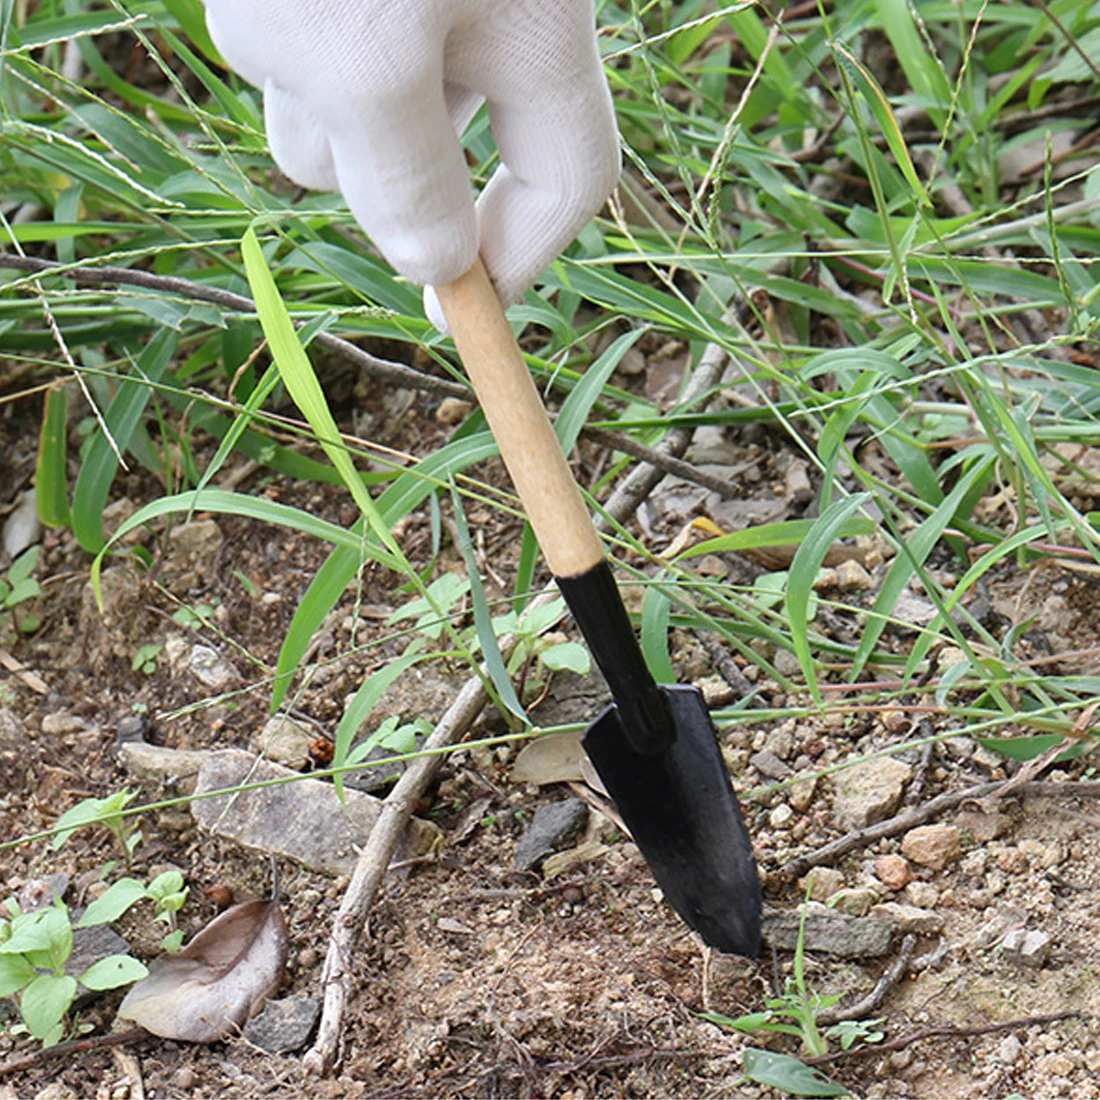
[435,260,761,957]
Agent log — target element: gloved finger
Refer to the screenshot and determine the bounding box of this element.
[448,3,621,310]
[264,82,339,192]
[327,80,478,289]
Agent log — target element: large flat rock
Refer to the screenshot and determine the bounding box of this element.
[191,750,439,876]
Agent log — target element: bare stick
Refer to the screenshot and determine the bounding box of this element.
[0,1027,147,1079]
[816,934,916,1027]
[782,776,1100,880]
[803,1010,1082,1066]
[0,253,737,497]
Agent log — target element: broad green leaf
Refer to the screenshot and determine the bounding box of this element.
[77,879,149,928]
[0,954,36,997]
[20,973,78,1040]
[78,954,148,991]
[742,1048,850,1097]
[679,518,876,559]
[539,641,590,675]
[851,455,995,679]
[330,645,429,801]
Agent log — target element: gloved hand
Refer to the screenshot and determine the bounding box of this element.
[201,0,621,326]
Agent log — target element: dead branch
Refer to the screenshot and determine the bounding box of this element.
[816,934,916,1027]
[0,252,739,498]
[803,1010,1084,1066]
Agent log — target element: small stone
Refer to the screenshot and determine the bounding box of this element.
[829,887,878,917]
[297,947,319,970]
[800,867,844,901]
[1085,1050,1100,1073]
[788,777,817,812]
[115,714,148,744]
[243,995,321,1054]
[435,397,473,425]
[188,644,235,689]
[879,709,909,734]
[750,750,790,780]
[18,874,71,912]
[994,845,1028,873]
[903,882,939,909]
[901,824,961,870]
[1001,927,1051,968]
[118,742,210,795]
[769,803,794,829]
[252,715,313,770]
[1036,1052,1075,1077]
[997,1034,1022,1066]
[170,1068,196,1091]
[868,902,945,936]
[168,518,223,557]
[2,488,41,559]
[155,811,193,833]
[68,924,131,979]
[955,810,1013,842]
[874,854,914,890]
[763,725,796,760]
[773,649,802,678]
[1019,838,1064,868]
[834,559,873,590]
[833,758,913,829]
[513,799,588,872]
[41,711,85,735]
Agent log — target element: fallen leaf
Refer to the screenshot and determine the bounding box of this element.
[117,898,287,1042]
[511,731,585,785]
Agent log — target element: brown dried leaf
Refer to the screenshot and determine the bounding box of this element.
[510,731,585,786]
[117,898,287,1043]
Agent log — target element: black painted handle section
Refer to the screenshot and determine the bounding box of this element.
[556,561,675,756]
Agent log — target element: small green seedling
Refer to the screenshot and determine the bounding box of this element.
[131,643,164,675]
[0,547,43,634]
[79,871,190,952]
[52,789,142,868]
[0,896,147,1046]
[702,888,881,1096]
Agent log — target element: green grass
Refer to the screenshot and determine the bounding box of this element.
[3,0,1100,781]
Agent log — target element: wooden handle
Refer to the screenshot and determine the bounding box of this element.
[434,259,604,579]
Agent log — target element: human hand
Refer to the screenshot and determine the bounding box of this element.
[201,0,621,325]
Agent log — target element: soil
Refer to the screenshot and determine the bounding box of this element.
[3,355,1100,1100]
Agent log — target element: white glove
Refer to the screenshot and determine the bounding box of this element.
[201,0,621,325]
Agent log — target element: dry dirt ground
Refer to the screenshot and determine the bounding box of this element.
[2,362,1100,1099]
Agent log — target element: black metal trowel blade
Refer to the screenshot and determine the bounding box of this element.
[582,684,762,957]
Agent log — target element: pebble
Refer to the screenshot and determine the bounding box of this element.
[788,777,817,812]
[769,803,794,829]
[954,809,1013,842]
[243,995,321,1054]
[749,750,790,780]
[996,1034,1022,1065]
[903,881,939,909]
[763,725,795,760]
[1036,1052,1076,1077]
[251,715,313,770]
[833,559,873,590]
[1001,926,1051,968]
[829,887,878,917]
[833,758,913,829]
[2,488,40,558]
[435,397,473,425]
[115,713,148,744]
[17,873,71,912]
[868,901,945,936]
[901,824,961,870]
[800,867,844,901]
[513,799,588,872]
[41,711,85,735]
[170,1067,196,1090]
[874,854,914,891]
[168,518,223,557]
[188,644,236,689]
[119,742,211,795]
